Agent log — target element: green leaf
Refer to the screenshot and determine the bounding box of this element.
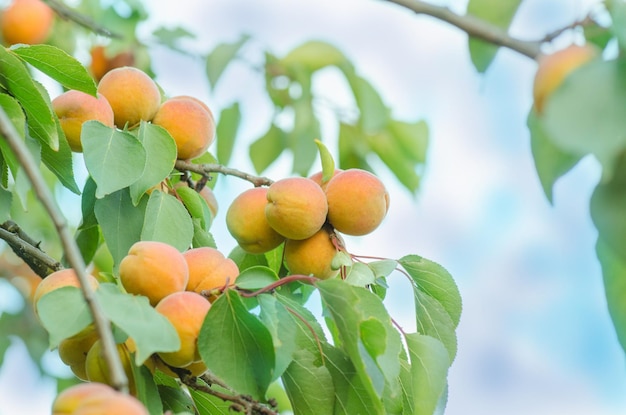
[345,262,376,287]
[317,279,402,410]
[249,123,286,174]
[0,46,58,150]
[190,152,219,189]
[610,1,626,51]
[289,95,320,176]
[229,245,269,272]
[282,350,335,415]
[12,44,97,95]
[315,139,336,184]
[343,71,388,134]
[41,117,80,194]
[206,35,250,89]
[280,40,348,72]
[175,185,213,230]
[543,57,626,174]
[160,385,198,414]
[216,102,241,165]
[37,286,92,347]
[368,260,398,279]
[198,290,275,399]
[94,188,147,269]
[131,364,163,415]
[527,111,582,203]
[406,333,450,415]
[189,385,231,414]
[129,122,177,206]
[96,283,180,365]
[414,289,457,362]
[80,177,98,229]
[0,93,24,178]
[140,190,193,251]
[152,26,195,50]
[368,130,421,192]
[338,122,373,171]
[388,119,429,164]
[75,225,100,265]
[399,255,462,327]
[82,121,147,198]
[0,186,11,223]
[596,239,626,356]
[191,219,217,249]
[236,266,279,291]
[466,0,522,73]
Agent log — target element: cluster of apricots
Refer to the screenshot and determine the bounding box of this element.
[226,169,390,279]
[52,65,216,161]
[32,241,239,412]
[0,0,54,46]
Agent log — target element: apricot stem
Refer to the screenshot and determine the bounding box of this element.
[175,160,274,187]
[0,107,129,393]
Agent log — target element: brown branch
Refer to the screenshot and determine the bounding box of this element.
[175,160,274,187]
[0,221,62,278]
[0,108,128,393]
[540,14,596,43]
[381,0,541,59]
[42,0,122,39]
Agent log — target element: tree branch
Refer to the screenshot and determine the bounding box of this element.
[175,160,274,187]
[0,221,62,278]
[42,0,123,39]
[0,109,128,393]
[381,0,542,59]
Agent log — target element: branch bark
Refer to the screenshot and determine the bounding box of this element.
[382,0,542,59]
[175,160,274,187]
[42,0,122,38]
[0,221,62,278]
[0,108,129,393]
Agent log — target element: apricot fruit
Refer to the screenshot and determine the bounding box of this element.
[265,177,328,240]
[119,241,189,306]
[89,45,135,82]
[1,0,54,45]
[284,227,339,280]
[183,247,239,300]
[152,96,215,160]
[199,186,218,218]
[533,44,598,114]
[52,90,115,152]
[52,382,148,415]
[85,339,135,395]
[325,169,389,236]
[226,187,286,254]
[33,268,99,316]
[155,291,211,368]
[97,66,161,128]
[58,325,100,380]
[309,169,342,190]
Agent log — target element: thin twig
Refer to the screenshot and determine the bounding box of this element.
[0,221,62,278]
[382,0,541,59]
[540,14,596,43]
[175,160,274,187]
[42,0,123,39]
[0,108,128,393]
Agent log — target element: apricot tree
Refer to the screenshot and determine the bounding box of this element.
[0,0,622,415]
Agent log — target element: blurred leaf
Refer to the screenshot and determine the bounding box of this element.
[96,283,180,365]
[399,255,462,327]
[289,95,320,176]
[338,122,373,171]
[406,333,450,415]
[466,0,522,73]
[82,121,147,198]
[0,186,11,222]
[141,190,193,252]
[191,151,219,189]
[388,119,429,164]
[206,35,250,89]
[12,44,97,95]
[368,130,421,192]
[249,123,286,174]
[94,188,147,269]
[543,58,626,175]
[152,26,195,50]
[527,111,582,203]
[37,286,92,347]
[236,266,279,291]
[282,350,335,415]
[343,71,388,134]
[41,117,80,194]
[198,290,275,400]
[0,93,24,178]
[584,20,613,51]
[597,238,626,355]
[129,122,177,206]
[80,177,98,230]
[0,46,58,150]
[610,1,626,51]
[216,102,241,165]
[280,40,348,72]
[315,139,336,183]
[317,279,402,409]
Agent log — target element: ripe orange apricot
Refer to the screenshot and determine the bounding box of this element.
[52,90,115,152]
[183,247,239,299]
[119,241,189,306]
[284,227,339,280]
[265,177,328,240]
[97,66,161,128]
[309,169,342,190]
[85,339,136,395]
[58,325,100,380]
[533,44,598,114]
[1,0,54,45]
[155,291,211,368]
[89,45,135,82]
[33,269,99,316]
[226,187,286,254]
[152,96,215,160]
[52,382,148,415]
[325,169,389,236]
